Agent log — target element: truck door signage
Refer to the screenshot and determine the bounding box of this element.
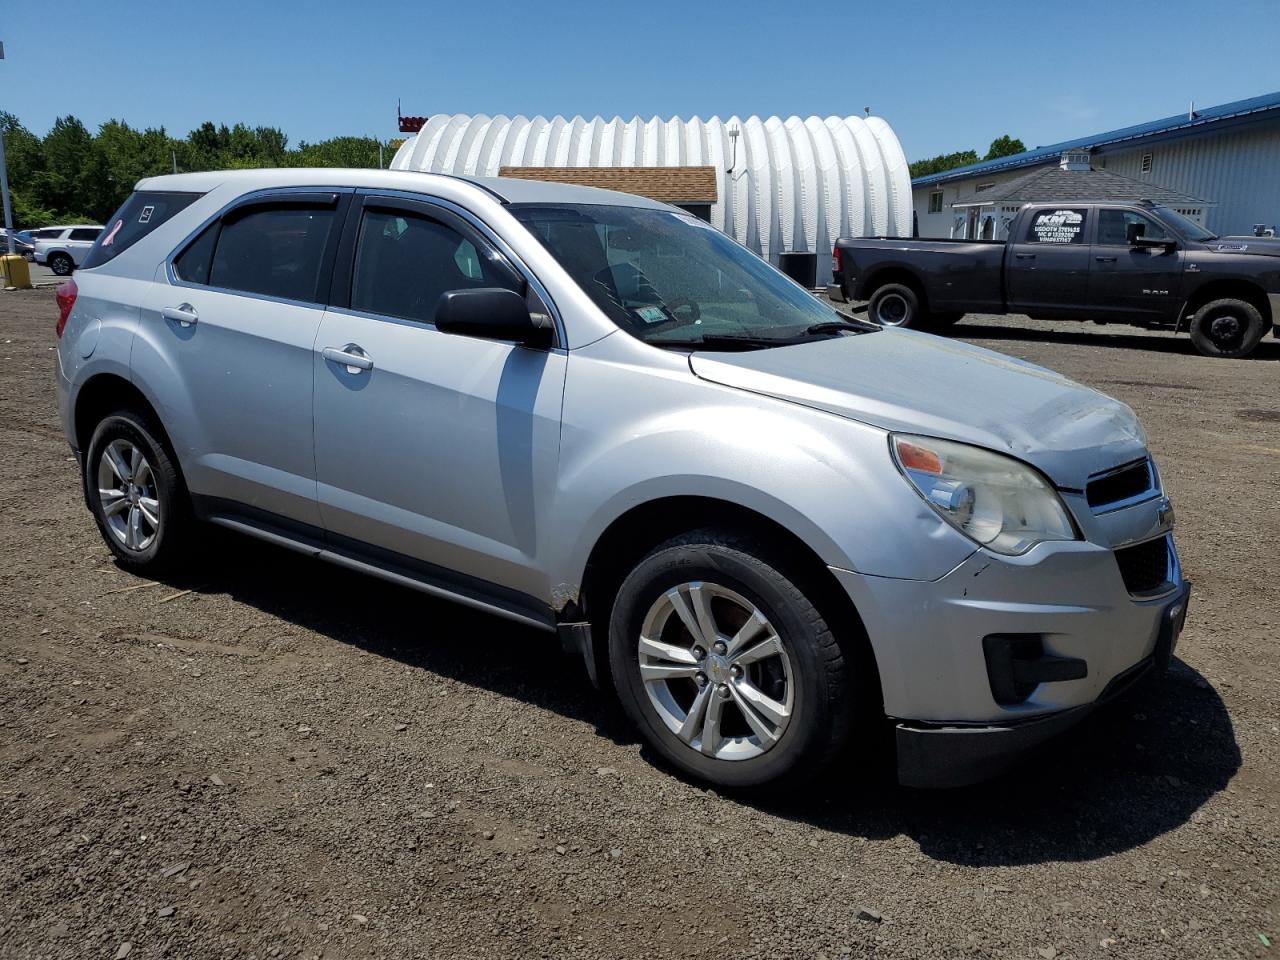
[1032,209,1085,244]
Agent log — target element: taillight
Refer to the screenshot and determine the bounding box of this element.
[55,279,77,338]
[831,246,843,277]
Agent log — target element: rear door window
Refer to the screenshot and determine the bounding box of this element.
[1024,208,1089,244]
[82,191,202,269]
[173,223,219,285]
[207,202,339,303]
[69,228,102,242]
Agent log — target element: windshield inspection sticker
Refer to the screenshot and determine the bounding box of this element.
[633,305,669,325]
[1033,209,1084,243]
[138,205,155,224]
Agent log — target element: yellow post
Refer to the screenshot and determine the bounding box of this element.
[0,253,32,289]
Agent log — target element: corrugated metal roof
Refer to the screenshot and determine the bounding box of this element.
[950,166,1208,207]
[391,114,916,259]
[913,90,1280,187]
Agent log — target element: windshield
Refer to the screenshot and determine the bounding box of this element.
[510,204,854,346]
[1153,207,1217,242]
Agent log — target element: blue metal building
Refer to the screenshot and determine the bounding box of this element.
[912,91,1280,239]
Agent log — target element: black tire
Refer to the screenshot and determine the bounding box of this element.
[85,409,193,573]
[868,282,924,329]
[608,530,854,789]
[48,253,74,277]
[1188,298,1267,359]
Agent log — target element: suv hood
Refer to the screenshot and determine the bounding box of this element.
[690,330,1146,491]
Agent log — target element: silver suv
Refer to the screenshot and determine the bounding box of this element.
[55,169,1189,789]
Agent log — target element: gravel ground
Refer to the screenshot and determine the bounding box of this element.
[1,289,1277,959]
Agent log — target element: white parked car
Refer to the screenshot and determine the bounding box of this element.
[33,225,103,276]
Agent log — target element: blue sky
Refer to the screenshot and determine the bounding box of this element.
[4,0,1279,162]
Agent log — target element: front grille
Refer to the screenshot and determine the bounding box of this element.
[1087,460,1154,510]
[1114,536,1170,594]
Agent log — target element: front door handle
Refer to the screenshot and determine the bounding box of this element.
[322,344,374,373]
[1095,256,1118,263]
[1014,253,1036,260]
[161,304,198,327]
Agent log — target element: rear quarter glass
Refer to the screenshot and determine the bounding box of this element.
[82,191,203,269]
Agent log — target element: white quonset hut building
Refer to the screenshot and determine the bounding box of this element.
[391,114,913,286]
[913,91,1280,240]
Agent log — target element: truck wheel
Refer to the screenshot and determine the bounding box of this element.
[607,529,854,789]
[868,283,922,328]
[1189,299,1267,359]
[49,253,75,277]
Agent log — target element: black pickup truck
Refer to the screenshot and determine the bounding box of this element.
[829,201,1280,358]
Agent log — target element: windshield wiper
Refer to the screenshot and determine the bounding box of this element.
[649,333,788,351]
[804,318,876,335]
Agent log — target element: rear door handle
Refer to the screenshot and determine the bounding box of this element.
[1014,253,1036,260]
[161,304,198,327]
[322,344,374,373]
[1095,256,1118,263]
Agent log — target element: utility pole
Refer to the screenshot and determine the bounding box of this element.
[0,40,15,256]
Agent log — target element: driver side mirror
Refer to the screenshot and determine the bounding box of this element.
[434,288,554,347]
[1127,221,1177,251]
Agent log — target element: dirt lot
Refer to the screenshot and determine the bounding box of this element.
[1,289,1277,959]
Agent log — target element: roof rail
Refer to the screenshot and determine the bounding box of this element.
[392,168,510,204]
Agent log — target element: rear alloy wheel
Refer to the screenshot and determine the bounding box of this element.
[868,282,922,329]
[609,530,854,788]
[48,253,74,277]
[86,410,192,572]
[1189,298,1267,359]
[97,438,163,552]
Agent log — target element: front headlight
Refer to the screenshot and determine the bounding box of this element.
[891,434,1077,556]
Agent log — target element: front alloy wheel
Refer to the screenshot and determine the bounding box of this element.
[608,530,856,788]
[638,582,794,761]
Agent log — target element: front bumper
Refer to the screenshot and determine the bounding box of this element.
[830,528,1188,787]
[894,579,1190,787]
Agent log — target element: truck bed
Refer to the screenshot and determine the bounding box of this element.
[832,236,1007,313]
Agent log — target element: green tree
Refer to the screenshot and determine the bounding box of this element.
[1,113,397,224]
[909,149,979,180]
[288,136,385,169]
[984,135,1026,161]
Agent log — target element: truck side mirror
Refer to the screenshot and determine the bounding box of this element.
[1126,222,1146,244]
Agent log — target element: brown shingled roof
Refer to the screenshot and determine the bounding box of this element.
[497,166,718,203]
